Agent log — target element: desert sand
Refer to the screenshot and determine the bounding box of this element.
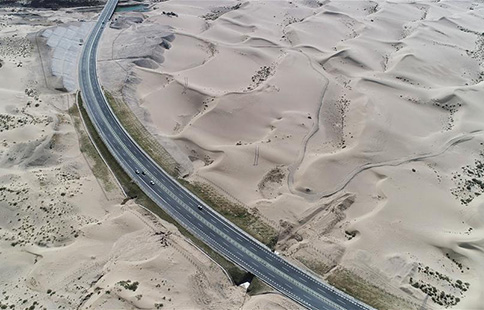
[0,4,302,310]
[97,0,484,309]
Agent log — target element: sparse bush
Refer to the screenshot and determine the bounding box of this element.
[117,280,139,291]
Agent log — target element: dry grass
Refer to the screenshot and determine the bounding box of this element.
[69,94,117,192]
[179,180,278,249]
[327,267,418,310]
[103,90,180,177]
[296,257,332,276]
[74,92,249,284]
[103,89,278,248]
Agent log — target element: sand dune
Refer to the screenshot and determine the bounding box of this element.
[0,7,304,310]
[98,0,484,308]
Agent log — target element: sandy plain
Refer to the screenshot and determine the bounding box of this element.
[0,3,304,310]
[97,0,484,309]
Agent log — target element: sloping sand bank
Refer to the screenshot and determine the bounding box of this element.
[0,8,301,310]
[100,0,484,308]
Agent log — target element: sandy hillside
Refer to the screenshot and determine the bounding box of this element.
[0,6,303,310]
[98,0,484,309]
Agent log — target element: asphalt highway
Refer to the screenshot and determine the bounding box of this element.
[78,1,375,309]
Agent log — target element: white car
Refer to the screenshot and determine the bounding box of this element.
[135,169,140,174]
[197,205,203,210]
[150,180,155,185]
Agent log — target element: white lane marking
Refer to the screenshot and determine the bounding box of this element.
[207,230,218,239]
[248,244,259,253]
[299,276,310,285]
[79,3,370,308]
[281,265,291,273]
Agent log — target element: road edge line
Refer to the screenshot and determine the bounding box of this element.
[75,90,128,198]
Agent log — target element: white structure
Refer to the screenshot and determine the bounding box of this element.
[42,22,94,91]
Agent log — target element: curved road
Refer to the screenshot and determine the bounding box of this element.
[78,1,374,309]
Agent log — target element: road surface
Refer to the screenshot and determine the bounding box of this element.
[78,1,375,309]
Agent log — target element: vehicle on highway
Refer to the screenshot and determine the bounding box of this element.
[78,1,372,308]
[135,169,140,174]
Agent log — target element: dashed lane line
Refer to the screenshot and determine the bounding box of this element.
[80,3,372,309]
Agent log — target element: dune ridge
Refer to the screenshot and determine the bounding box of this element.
[97,0,484,308]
